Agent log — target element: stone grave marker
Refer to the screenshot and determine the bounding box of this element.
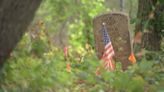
[93,12,132,70]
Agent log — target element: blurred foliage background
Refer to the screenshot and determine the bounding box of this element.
[0,0,163,92]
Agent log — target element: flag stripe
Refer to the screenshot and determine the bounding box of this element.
[104,48,114,56]
[102,51,114,60]
[104,59,114,70]
[105,42,112,49]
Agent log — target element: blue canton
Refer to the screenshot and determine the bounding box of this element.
[102,25,111,45]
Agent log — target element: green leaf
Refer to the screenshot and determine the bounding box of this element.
[158,0,164,4]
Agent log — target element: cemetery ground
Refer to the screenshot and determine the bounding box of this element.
[0,0,164,92]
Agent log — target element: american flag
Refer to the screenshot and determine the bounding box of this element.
[101,24,115,70]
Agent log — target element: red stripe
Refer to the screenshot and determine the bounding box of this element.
[103,58,114,70]
[101,42,115,70]
[102,48,114,59]
[105,45,112,52]
[107,51,114,59]
[104,45,113,54]
[105,43,112,49]
[104,48,114,56]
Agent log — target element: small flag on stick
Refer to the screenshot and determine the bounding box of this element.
[101,23,115,71]
[128,53,136,64]
[66,63,71,72]
[95,67,101,76]
[64,46,68,58]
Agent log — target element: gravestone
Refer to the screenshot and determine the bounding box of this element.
[93,12,132,70]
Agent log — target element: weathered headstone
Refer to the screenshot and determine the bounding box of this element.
[93,12,132,70]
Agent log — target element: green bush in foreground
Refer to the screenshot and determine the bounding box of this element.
[0,43,163,92]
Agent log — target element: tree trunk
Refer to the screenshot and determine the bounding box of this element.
[120,0,124,11]
[135,0,163,51]
[0,0,42,67]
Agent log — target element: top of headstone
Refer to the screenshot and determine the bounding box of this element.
[93,12,128,21]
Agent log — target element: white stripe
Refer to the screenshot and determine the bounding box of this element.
[102,50,114,60]
[107,51,115,59]
[104,59,114,70]
[104,46,113,54]
[102,54,114,62]
[105,42,111,49]
[109,60,114,70]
